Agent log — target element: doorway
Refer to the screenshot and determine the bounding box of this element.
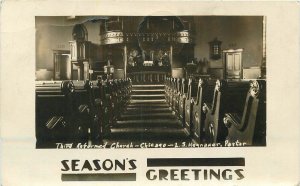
[53,50,71,80]
[223,49,243,79]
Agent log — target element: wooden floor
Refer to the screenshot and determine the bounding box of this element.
[103,84,194,147]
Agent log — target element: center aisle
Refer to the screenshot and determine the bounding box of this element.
[103,84,193,148]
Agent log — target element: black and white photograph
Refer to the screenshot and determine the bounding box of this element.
[35,16,266,149]
[1,1,300,185]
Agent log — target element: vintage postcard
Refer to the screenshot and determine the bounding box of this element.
[1,1,299,185]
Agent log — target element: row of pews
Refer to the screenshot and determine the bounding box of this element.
[35,78,132,148]
[165,77,266,146]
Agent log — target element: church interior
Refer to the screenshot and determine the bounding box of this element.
[35,16,266,148]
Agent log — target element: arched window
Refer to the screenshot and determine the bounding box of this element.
[72,24,88,41]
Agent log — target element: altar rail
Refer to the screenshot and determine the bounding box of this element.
[128,71,168,84]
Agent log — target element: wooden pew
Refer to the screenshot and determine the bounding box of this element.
[165,77,172,105]
[72,80,91,142]
[202,80,250,143]
[169,78,177,109]
[72,80,100,143]
[96,79,114,135]
[90,80,104,143]
[96,78,131,131]
[172,78,182,114]
[121,78,131,108]
[126,78,132,104]
[36,81,77,147]
[36,78,131,147]
[223,80,266,146]
[192,78,216,143]
[126,78,132,101]
[113,79,122,117]
[170,78,177,109]
[178,78,188,126]
[112,79,131,119]
[120,79,127,106]
[119,79,130,111]
[184,78,199,135]
[106,79,119,123]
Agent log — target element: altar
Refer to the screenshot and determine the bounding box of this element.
[98,16,194,84]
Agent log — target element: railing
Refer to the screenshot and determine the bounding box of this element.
[128,71,168,84]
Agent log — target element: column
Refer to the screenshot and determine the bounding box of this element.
[170,45,173,77]
[124,45,127,79]
[83,61,89,80]
[75,62,84,80]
